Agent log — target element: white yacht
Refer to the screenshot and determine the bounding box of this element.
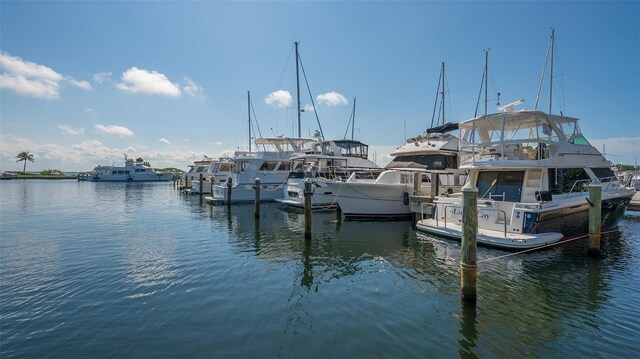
[89,155,172,182]
[416,109,635,249]
[186,158,218,194]
[207,137,315,203]
[325,129,465,219]
[276,139,381,209]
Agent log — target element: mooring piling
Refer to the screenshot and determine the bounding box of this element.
[226,177,233,209]
[199,173,203,197]
[460,182,478,302]
[254,177,261,219]
[588,180,602,257]
[304,178,312,240]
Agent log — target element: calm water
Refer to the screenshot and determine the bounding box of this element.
[1,180,639,358]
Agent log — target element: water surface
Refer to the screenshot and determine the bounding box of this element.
[1,180,639,358]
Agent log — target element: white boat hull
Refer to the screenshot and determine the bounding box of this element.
[416,218,564,250]
[326,181,413,219]
[276,178,339,209]
[210,182,285,203]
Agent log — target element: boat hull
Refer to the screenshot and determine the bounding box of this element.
[416,193,633,250]
[210,182,285,203]
[277,179,339,209]
[326,181,413,220]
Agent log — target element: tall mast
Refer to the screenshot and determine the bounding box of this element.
[247,91,251,153]
[351,97,357,140]
[441,62,445,125]
[295,41,301,138]
[484,49,489,115]
[549,28,555,114]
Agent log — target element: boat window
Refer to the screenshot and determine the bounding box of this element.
[125,171,130,174]
[548,168,591,194]
[219,163,235,172]
[385,154,457,170]
[477,171,524,202]
[278,162,291,171]
[259,161,279,171]
[196,166,206,172]
[591,167,615,182]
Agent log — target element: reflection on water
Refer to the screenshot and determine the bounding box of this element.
[1,181,639,358]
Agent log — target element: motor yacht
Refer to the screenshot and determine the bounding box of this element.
[89,155,172,182]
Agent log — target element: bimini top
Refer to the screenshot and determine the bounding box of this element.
[458,110,607,168]
[460,110,587,145]
[254,137,315,152]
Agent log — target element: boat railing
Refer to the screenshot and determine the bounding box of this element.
[564,176,624,199]
[422,203,507,237]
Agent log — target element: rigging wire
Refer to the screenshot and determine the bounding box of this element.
[534,32,552,110]
[298,53,325,140]
[430,67,442,128]
[474,69,485,118]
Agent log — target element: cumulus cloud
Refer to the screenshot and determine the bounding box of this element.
[92,72,112,85]
[317,91,348,107]
[265,90,292,108]
[0,52,91,99]
[303,104,315,113]
[116,67,181,97]
[57,124,85,135]
[183,77,204,98]
[94,124,134,137]
[159,138,171,144]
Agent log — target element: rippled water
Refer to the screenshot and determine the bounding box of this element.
[1,180,639,358]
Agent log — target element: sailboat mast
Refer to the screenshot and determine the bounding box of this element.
[247,91,251,153]
[441,62,445,125]
[484,49,489,115]
[549,28,555,114]
[351,98,357,140]
[295,41,301,138]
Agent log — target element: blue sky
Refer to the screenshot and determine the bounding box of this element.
[1,1,638,171]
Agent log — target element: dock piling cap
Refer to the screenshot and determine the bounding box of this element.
[462,181,478,192]
[588,179,602,187]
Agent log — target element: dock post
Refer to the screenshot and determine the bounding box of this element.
[588,180,602,257]
[210,177,214,195]
[336,204,342,222]
[199,173,203,197]
[431,172,440,197]
[183,173,188,190]
[226,177,232,209]
[460,182,478,302]
[413,172,422,195]
[254,177,261,219]
[304,178,312,240]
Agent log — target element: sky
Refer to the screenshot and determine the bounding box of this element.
[1,1,638,172]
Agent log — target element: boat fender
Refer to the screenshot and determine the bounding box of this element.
[403,192,409,205]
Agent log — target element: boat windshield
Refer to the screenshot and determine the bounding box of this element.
[385,154,457,169]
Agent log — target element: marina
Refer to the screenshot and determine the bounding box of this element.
[1,180,640,358]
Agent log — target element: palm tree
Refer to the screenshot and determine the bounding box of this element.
[15,151,35,173]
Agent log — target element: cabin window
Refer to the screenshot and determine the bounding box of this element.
[386,154,457,170]
[278,162,291,171]
[477,171,524,202]
[196,167,205,173]
[548,168,591,194]
[591,167,615,182]
[259,161,279,171]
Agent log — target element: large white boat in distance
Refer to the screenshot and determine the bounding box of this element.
[276,139,381,209]
[416,109,635,250]
[89,155,173,182]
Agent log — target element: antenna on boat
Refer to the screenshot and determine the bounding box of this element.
[343,97,357,140]
[474,49,490,117]
[498,99,525,112]
[549,28,555,114]
[441,62,445,126]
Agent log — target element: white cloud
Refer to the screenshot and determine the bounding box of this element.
[92,72,112,84]
[159,138,171,144]
[0,52,91,99]
[94,124,134,137]
[67,78,92,90]
[57,124,85,135]
[183,77,204,98]
[317,91,348,107]
[116,67,181,97]
[265,90,292,108]
[303,104,315,113]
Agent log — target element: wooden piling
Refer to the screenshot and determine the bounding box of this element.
[431,172,440,197]
[210,177,214,195]
[254,177,261,219]
[304,178,312,240]
[413,172,422,195]
[460,182,478,302]
[199,173,203,197]
[226,177,233,208]
[588,181,602,257]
